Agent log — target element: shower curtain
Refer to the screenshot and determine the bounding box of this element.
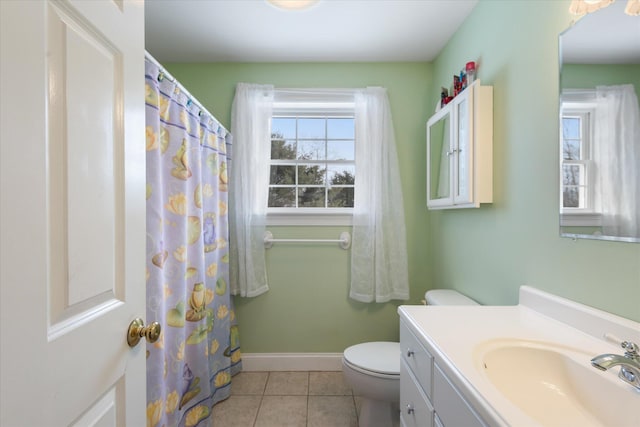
[145,57,241,427]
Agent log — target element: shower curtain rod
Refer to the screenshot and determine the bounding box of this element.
[145,51,230,135]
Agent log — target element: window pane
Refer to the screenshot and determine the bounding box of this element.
[298,118,325,139]
[271,139,296,160]
[297,140,325,160]
[563,187,579,208]
[328,187,354,207]
[270,165,295,185]
[328,165,355,185]
[562,164,585,209]
[269,187,296,207]
[272,117,296,139]
[298,187,325,207]
[327,140,354,160]
[298,164,326,185]
[327,118,355,139]
[562,164,583,186]
[563,139,580,160]
[562,117,580,140]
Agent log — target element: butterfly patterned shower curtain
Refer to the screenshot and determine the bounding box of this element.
[144,56,241,427]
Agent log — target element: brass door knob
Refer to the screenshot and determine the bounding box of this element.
[127,318,161,347]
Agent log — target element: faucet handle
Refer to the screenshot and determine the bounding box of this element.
[622,341,639,358]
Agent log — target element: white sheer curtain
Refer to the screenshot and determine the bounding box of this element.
[593,84,640,238]
[350,87,409,303]
[229,83,274,297]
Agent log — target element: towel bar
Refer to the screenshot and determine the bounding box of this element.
[263,231,351,250]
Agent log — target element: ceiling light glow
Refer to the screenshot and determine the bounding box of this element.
[267,0,319,11]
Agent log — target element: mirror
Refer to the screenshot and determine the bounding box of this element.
[428,112,451,202]
[559,1,640,242]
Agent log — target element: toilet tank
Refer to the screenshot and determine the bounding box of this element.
[425,289,478,306]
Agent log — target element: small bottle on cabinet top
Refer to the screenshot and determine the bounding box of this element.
[466,61,477,84]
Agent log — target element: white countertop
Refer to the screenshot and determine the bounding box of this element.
[398,286,640,427]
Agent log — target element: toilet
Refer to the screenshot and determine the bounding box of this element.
[342,289,478,427]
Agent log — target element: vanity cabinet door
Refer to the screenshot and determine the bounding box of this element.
[400,320,434,398]
[400,360,434,427]
[433,364,487,427]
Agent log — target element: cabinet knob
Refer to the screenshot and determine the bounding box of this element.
[406,349,415,357]
[406,404,415,414]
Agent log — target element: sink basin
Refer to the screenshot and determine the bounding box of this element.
[476,340,640,427]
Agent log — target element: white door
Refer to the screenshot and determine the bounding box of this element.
[1,1,146,426]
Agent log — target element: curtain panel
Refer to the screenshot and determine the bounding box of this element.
[351,87,409,302]
[229,83,274,297]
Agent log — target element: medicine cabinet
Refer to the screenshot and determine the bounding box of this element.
[426,80,493,209]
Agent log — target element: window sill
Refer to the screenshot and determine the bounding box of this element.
[560,212,602,227]
[266,211,353,226]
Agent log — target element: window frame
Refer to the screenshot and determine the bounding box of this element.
[267,96,356,226]
[560,91,601,227]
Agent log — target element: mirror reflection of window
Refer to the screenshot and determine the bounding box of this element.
[558,0,640,241]
[560,86,640,238]
[561,99,595,212]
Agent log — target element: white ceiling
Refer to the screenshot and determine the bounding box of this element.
[144,0,478,63]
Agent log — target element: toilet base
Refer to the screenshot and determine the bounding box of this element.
[358,398,399,427]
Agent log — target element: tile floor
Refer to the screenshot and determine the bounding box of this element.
[210,371,360,427]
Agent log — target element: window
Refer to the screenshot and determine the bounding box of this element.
[560,91,601,226]
[561,109,593,210]
[267,94,356,225]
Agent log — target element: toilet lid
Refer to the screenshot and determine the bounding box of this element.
[343,342,400,375]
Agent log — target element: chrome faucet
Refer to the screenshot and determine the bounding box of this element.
[591,341,640,391]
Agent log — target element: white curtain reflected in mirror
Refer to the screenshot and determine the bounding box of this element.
[593,85,640,238]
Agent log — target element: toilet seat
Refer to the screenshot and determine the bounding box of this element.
[343,342,400,378]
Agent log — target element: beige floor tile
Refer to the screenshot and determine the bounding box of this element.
[231,371,269,395]
[254,395,307,427]
[209,371,359,426]
[307,395,357,427]
[210,395,262,427]
[264,371,309,396]
[309,371,353,396]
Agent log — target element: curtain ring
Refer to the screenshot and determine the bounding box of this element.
[157,71,164,82]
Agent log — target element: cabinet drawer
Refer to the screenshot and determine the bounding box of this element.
[400,359,434,427]
[400,320,434,398]
[433,364,486,427]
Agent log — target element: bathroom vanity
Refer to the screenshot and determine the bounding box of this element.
[398,287,640,427]
[400,318,486,427]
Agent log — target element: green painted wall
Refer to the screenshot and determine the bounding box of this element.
[428,0,639,319]
[162,0,640,353]
[561,64,640,91]
[164,63,433,352]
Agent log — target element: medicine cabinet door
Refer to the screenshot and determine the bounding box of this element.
[453,87,474,205]
[427,109,453,208]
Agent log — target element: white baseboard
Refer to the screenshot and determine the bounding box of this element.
[241,353,344,372]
